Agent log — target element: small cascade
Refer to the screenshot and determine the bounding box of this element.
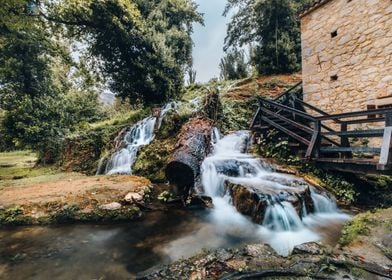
[200,130,350,256]
[103,102,177,175]
[311,189,338,213]
[263,200,303,232]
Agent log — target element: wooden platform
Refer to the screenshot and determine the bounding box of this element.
[250,83,392,175]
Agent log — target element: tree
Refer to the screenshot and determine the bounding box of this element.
[43,0,203,105]
[219,48,249,80]
[224,0,308,74]
[0,1,105,161]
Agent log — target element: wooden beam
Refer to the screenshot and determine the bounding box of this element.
[305,120,320,158]
[322,129,385,138]
[320,147,381,153]
[259,107,314,134]
[260,116,310,145]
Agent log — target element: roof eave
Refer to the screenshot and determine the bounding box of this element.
[300,0,334,18]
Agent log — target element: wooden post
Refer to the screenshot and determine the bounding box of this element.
[305,120,320,159]
[340,122,352,158]
[378,112,392,170]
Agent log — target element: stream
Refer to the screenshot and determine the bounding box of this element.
[0,208,348,280]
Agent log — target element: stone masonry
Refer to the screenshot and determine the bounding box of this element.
[301,0,392,115]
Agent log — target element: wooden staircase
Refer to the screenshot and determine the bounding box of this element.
[251,83,392,174]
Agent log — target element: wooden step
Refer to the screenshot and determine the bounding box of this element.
[322,129,384,138]
[319,147,381,154]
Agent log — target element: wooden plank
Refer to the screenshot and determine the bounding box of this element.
[322,129,384,138]
[250,107,261,129]
[295,98,343,124]
[260,116,310,145]
[378,127,392,170]
[320,147,381,153]
[314,158,378,165]
[273,82,302,101]
[305,121,320,158]
[345,117,385,125]
[259,107,314,134]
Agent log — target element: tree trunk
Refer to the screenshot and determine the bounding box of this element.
[165,116,213,195]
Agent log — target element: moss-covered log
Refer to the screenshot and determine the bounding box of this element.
[165,116,213,195]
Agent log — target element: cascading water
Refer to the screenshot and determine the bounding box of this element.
[200,130,350,256]
[104,102,177,175]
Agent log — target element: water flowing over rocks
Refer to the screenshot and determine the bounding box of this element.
[103,102,177,175]
[199,130,350,256]
[165,116,213,195]
[225,181,313,224]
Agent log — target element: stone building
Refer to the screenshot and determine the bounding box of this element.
[300,0,392,115]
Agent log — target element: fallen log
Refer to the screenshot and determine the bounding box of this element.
[165,116,213,195]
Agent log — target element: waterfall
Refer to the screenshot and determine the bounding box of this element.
[104,102,177,175]
[200,130,350,256]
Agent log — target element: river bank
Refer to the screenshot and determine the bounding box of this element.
[0,151,155,225]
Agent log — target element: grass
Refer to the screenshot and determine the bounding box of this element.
[0,150,62,189]
[0,150,37,167]
[88,108,149,130]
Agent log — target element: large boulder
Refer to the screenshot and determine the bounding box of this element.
[225,180,314,224]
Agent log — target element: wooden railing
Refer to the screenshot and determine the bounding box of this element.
[252,94,392,171]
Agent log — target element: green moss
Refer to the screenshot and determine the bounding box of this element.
[49,204,80,223]
[133,138,176,182]
[339,212,376,246]
[0,206,33,225]
[77,206,142,222]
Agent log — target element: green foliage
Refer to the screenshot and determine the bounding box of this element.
[219,48,249,81]
[256,129,300,164]
[0,1,105,162]
[224,0,308,74]
[158,191,174,202]
[220,98,255,133]
[300,164,358,204]
[339,212,376,246]
[47,0,203,105]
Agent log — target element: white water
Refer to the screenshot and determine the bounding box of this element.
[104,102,177,175]
[200,130,350,256]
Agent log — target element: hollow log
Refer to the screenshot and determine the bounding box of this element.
[165,116,213,195]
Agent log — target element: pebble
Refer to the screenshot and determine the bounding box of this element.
[99,202,122,210]
[124,192,143,202]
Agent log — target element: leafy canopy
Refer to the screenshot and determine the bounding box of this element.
[46,0,203,105]
[224,0,310,74]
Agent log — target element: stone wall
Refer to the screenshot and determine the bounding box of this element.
[301,0,392,116]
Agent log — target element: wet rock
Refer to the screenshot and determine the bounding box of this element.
[213,159,257,177]
[125,192,143,202]
[292,242,324,255]
[245,244,276,257]
[99,202,122,211]
[185,195,213,209]
[216,249,234,262]
[382,234,392,248]
[225,181,313,223]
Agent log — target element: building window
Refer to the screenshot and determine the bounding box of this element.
[330,75,338,81]
[331,30,338,38]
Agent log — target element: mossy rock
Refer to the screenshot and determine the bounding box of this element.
[133,138,176,183]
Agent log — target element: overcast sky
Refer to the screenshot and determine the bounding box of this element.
[192,0,229,83]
